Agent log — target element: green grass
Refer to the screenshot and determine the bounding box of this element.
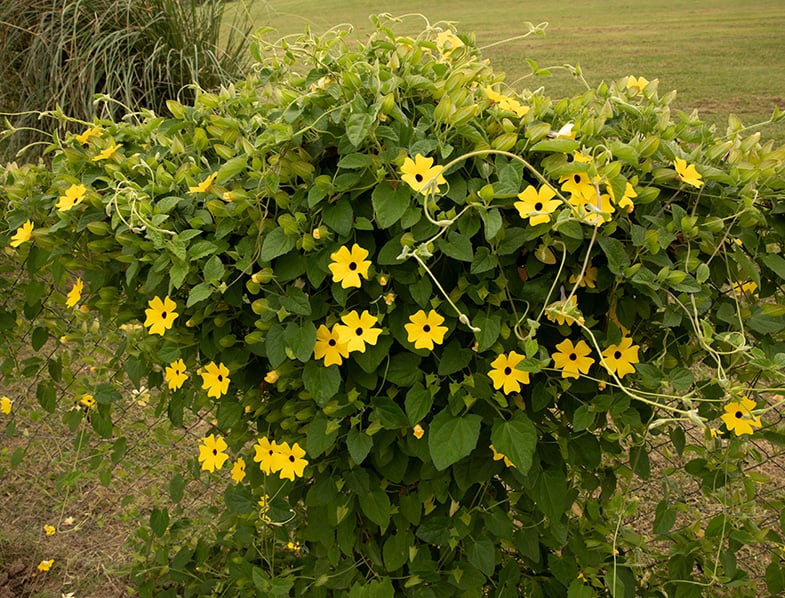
[249,0,785,141]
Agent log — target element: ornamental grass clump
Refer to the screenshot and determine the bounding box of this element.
[3,14,785,597]
[0,0,254,162]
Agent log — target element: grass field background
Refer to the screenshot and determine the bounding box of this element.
[246,0,785,141]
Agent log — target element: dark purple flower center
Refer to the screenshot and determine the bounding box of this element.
[349,261,357,271]
[569,353,577,361]
[504,367,512,375]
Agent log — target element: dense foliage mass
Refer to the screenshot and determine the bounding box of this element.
[3,15,785,597]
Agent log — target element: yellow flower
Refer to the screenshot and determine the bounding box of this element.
[328,244,372,288]
[143,295,179,335]
[673,157,703,189]
[56,184,87,211]
[484,86,507,103]
[314,324,350,366]
[560,172,595,205]
[497,97,530,118]
[76,127,102,144]
[200,362,230,398]
[0,396,12,415]
[231,457,246,483]
[258,494,271,519]
[515,184,561,226]
[607,181,637,212]
[80,394,96,409]
[488,352,530,394]
[626,75,649,94]
[9,220,34,247]
[412,424,425,439]
[400,154,447,195]
[545,295,582,326]
[580,192,615,226]
[601,336,640,378]
[37,559,54,572]
[405,309,448,350]
[436,31,464,58]
[44,524,56,536]
[92,143,119,161]
[164,359,188,391]
[264,370,279,384]
[189,172,218,193]
[198,434,229,472]
[721,396,762,436]
[286,540,302,553]
[551,338,595,379]
[272,441,309,481]
[383,292,396,306]
[336,310,382,353]
[490,444,514,468]
[65,277,83,308]
[253,437,280,475]
[569,265,598,289]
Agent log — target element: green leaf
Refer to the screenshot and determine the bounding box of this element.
[111,436,127,464]
[224,484,254,514]
[187,282,213,307]
[36,380,56,413]
[266,324,287,368]
[307,412,339,458]
[439,231,474,262]
[31,326,48,351]
[358,489,391,529]
[428,409,482,471]
[346,428,373,464]
[95,383,122,404]
[216,156,247,183]
[597,236,630,275]
[338,153,373,169]
[405,383,433,424]
[383,530,412,571]
[353,335,393,374]
[568,578,595,598]
[169,474,186,503]
[349,577,395,598]
[437,339,473,375]
[345,113,374,147]
[372,397,408,429]
[470,246,499,274]
[203,255,224,284]
[572,405,594,432]
[653,500,677,535]
[149,507,169,537]
[386,353,422,386]
[473,313,501,352]
[302,361,341,406]
[279,287,312,316]
[468,536,496,577]
[533,468,567,522]
[762,254,785,281]
[323,198,354,236]
[284,321,316,362]
[490,411,537,473]
[530,138,580,153]
[766,562,785,596]
[372,181,410,229]
[482,208,503,241]
[260,227,296,262]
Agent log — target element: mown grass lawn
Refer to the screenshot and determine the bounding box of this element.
[244,0,785,141]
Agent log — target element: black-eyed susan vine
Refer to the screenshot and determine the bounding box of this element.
[3,14,785,597]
